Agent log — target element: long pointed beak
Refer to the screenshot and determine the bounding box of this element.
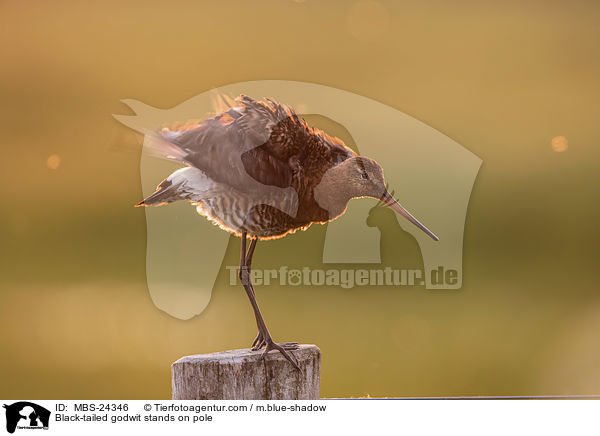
[380,190,439,241]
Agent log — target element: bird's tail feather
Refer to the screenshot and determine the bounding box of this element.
[136,179,183,207]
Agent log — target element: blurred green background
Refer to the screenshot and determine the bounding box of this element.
[2,0,600,398]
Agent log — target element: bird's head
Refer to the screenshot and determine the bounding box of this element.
[316,156,439,241]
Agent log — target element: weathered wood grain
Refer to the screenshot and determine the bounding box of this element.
[172,345,321,400]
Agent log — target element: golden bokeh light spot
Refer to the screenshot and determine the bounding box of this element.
[551,136,568,152]
[346,0,390,42]
[46,154,61,169]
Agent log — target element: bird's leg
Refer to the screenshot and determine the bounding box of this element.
[238,233,300,370]
[243,237,265,350]
[243,236,295,352]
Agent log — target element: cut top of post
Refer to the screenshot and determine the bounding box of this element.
[172,345,321,400]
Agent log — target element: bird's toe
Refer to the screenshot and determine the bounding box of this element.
[280,342,299,350]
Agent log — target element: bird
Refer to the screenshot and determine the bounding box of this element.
[137,95,439,369]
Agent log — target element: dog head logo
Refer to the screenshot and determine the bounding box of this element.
[115,81,482,319]
[3,402,50,434]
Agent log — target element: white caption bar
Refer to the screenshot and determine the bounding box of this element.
[1,399,597,436]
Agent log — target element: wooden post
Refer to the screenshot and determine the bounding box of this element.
[172,345,321,400]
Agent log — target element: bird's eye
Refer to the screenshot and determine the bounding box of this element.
[361,172,369,180]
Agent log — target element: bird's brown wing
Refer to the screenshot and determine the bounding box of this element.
[165,95,310,192]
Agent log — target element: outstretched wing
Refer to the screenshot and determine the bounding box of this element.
[165,95,307,193]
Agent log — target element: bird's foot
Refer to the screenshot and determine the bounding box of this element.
[251,331,264,350]
[261,339,301,370]
[251,332,298,352]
